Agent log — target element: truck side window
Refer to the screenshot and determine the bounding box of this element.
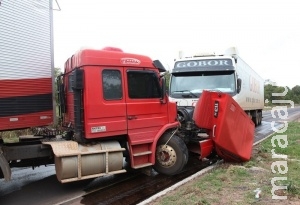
[68,74,74,92]
[127,71,161,99]
[102,69,122,100]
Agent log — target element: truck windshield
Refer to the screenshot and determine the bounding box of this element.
[170,71,235,98]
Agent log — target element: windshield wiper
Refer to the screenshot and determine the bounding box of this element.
[172,90,198,98]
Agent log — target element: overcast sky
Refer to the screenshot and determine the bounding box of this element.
[53,0,299,88]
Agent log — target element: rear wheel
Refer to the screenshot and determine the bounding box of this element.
[154,132,188,175]
[258,111,262,125]
[252,110,259,126]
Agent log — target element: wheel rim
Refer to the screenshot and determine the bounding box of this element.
[156,144,177,167]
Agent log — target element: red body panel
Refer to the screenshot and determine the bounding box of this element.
[0,78,53,131]
[63,59,75,125]
[193,90,255,162]
[83,66,127,138]
[63,48,179,168]
[188,139,214,159]
[0,78,52,98]
[69,49,155,70]
[193,90,213,129]
[0,111,53,131]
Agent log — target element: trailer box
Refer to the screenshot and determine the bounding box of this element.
[0,0,54,131]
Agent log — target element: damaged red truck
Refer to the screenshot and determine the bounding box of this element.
[0,48,254,183]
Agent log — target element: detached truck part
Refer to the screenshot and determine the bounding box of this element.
[169,47,264,127]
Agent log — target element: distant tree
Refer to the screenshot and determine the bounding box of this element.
[284,87,291,103]
[164,71,170,91]
[273,86,287,101]
[291,85,300,104]
[54,67,62,103]
[264,84,274,106]
[55,67,62,77]
[264,84,300,106]
[292,85,300,95]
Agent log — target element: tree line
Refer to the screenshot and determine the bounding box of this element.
[264,84,300,106]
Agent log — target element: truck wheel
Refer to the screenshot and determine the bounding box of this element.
[154,132,188,175]
[252,110,259,126]
[258,111,262,125]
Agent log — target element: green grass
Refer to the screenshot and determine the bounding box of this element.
[259,122,300,198]
[150,122,300,205]
[260,122,300,159]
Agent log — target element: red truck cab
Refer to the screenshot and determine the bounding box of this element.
[58,47,181,174]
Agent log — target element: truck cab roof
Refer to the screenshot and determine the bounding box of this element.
[64,48,158,73]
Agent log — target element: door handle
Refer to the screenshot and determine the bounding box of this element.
[127,116,137,120]
[212,125,216,138]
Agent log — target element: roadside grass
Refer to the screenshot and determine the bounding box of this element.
[149,122,300,205]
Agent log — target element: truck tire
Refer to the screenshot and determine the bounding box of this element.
[258,111,262,125]
[252,110,259,126]
[154,132,188,175]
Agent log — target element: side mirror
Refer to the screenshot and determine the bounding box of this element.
[237,78,242,93]
[153,60,167,73]
[160,77,166,103]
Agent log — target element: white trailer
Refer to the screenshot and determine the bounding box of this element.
[169,47,264,126]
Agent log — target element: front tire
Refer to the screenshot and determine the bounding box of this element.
[154,132,188,175]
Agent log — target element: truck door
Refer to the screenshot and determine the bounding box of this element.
[84,67,127,138]
[125,69,169,145]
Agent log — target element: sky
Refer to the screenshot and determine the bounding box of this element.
[53,0,300,88]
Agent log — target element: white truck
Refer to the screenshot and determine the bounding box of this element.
[169,47,264,126]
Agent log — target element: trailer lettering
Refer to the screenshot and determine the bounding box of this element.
[175,59,232,68]
[250,76,260,94]
[120,58,141,65]
[214,101,219,117]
